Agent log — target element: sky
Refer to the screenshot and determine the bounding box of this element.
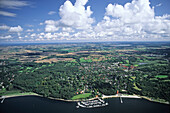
[0,0,170,43]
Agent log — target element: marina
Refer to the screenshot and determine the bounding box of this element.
[76,98,108,108]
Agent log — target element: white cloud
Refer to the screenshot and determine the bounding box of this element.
[0,0,30,18]
[0,0,29,9]
[59,0,94,29]
[45,20,59,32]
[0,11,16,17]
[62,27,75,32]
[17,32,20,35]
[45,0,94,32]
[0,35,12,39]
[26,29,34,32]
[48,11,56,15]
[2,0,169,42]
[40,32,45,36]
[0,25,10,30]
[9,26,23,32]
[106,0,155,23]
[39,23,43,25]
[93,0,170,40]
[31,33,36,37]
[44,33,52,39]
[156,3,162,7]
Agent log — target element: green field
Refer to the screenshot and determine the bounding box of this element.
[71,93,91,100]
[80,58,92,63]
[133,83,142,91]
[155,75,168,78]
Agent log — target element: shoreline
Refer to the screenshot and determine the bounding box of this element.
[102,94,169,105]
[0,93,95,102]
[102,94,141,99]
[1,93,169,105]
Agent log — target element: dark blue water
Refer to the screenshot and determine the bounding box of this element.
[0,96,169,113]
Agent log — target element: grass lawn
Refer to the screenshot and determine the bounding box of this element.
[131,76,136,80]
[80,58,92,63]
[71,93,91,100]
[134,64,139,67]
[144,75,148,77]
[150,78,158,81]
[155,75,168,78]
[133,83,141,91]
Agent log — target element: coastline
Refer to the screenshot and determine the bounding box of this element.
[1,93,169,105]
[102,94,169,105]
[139,96,169,105]
[0,92,39,99]
[0,93,95,102]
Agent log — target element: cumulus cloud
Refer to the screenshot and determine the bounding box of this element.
[45,20,59,32]
[94,0,170,40]
[106,0,155,23]
[45,0,94,32]
[9,26,23,32]
[0,25,10,30]
[43,0,170,41]
[2,0,169,42]
[59,0,94,29]
[0,0,29,9]
[0,11,16,17]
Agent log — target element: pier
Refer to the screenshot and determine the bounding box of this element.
[120,96,123,103]
[1,96,5,103]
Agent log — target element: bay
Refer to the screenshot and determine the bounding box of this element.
[0,96,169,113]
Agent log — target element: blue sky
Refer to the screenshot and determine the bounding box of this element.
[0,0,170,43]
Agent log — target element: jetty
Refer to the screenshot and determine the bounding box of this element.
[1,96,5,103]
[120,96,123,103]
[76,98,108,108]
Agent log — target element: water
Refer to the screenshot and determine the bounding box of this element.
[0,96,169,113]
